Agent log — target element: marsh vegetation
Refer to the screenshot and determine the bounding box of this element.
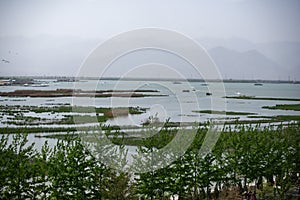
[0,123,299,199]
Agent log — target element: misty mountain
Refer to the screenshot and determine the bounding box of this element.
[208,47,284,80]
[199,37,300,69]
[199,37,257,52]
[200,37,300,80]
[0,35,299,80]
[256,41,300,71]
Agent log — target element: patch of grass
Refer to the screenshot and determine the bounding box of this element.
[262,104,300,111]
[34,127,182,149]
[61,115,108,124]
[5,115,45,125]
[8,114,41,121]
[247,115,300,121]
[193,110,256,115]
[110,129,177,149]
[0,105,30,114]
[0,105,71,113]
[35,133,78,140]
[4,113,108,126]
[102,107,147,118]
[0,88,166,98]
[225,96,300,101]
[0,105,147,115]
[275,115,300,121]
[0,125,121,134]
[0,127,78,134]
[129,107,147,114]
[224,119,280,125]
[247,115,273,119]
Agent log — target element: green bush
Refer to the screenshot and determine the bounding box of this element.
[0,123,299,199]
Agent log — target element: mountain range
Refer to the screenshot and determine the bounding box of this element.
[200,37,300,80]
[0,36,299,81]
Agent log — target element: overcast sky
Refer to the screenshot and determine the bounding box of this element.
[1,0,300,42]
[0,0,300,79]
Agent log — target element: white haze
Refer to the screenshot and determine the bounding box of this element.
[0,0,299,80]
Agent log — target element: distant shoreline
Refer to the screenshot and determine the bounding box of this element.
[0,76,299,84]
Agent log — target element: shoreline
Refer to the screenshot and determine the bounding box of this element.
[1,76,299,84]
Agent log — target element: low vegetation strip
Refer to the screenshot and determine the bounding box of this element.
[2,116,300,133]
[225,96,300,101]
[0,125,120,134]
[0,126,78,134]
[0,88,166,98]
[248,115,300,121]
[193,110,256,115]
[262,103,300,111]
[0,105,146,114]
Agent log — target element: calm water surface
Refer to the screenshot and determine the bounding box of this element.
[1,80,299,150]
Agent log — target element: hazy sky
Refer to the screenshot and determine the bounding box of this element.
[1,0,300,42]
[0,0,300,79]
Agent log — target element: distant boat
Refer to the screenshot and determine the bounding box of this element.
[182,90,190,93]
[173,81,182,84]
[254,83,263,86]
[201,83,208,86]
[206,92,212,96]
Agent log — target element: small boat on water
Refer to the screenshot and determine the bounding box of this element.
[182,90,190,93]
[173,81,182,84]
[254,83,263,86]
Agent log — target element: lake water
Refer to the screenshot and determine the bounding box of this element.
[1,79,300,123]
[1,79,300,150]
